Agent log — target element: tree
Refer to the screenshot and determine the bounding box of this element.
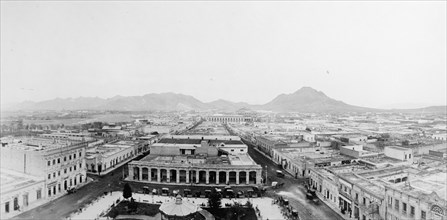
[208,191,222,211]
[228,202,245,220]
[123,183,132,199]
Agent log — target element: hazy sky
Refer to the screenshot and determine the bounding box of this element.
[1,1,446,109]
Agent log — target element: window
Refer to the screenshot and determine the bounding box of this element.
[58,171,60,176]
[355,193,359,201]
[74,153,76,159]
[48,161,51,166]
[363,197,366,205]
[57,158,60,164]
[48,188,51,196]
[410,206,415,216]
[395,199,399,210]
[69,167,72,172]
[74,165,76,170]
[48,174,51,179]
[69,155,72,160]
[5,202,9,213]
[79,163,82,168]
[402,202,407,214]
[37,189,41,200]
[409,154,411,158]
[64,168,67,174]
[421,211,426,220]
[79,152,82,157]
[64,156,66,162]
[53,159,55,165]
[53,172,56,178]
[13,197,18,210]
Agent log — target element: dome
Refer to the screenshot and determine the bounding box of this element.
[159,195,202,217]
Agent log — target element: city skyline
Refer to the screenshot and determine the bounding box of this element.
[1,1,446,109]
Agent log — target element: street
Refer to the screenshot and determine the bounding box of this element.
[243,139,344,220]
[13,139,344,220]
[13,165,129,220]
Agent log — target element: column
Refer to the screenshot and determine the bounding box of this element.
[138,167,142,181]
[216,171,219,185]
[148,168,152,182]
[167,170,170,183]
[176,170,180,183]
[186,171,190,184]
[157,169,161,182]
[226,172,229,185]
[196,171,199,184]
[236,171,240,185]
[129,165,134,180]
[246,172,249,184]
[206,171,209,184]
[256,170,262,185]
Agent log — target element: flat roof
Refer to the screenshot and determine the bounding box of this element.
[137,154,258,167]
[1,137,86,151]
[339,173,384,198]
[391,171,447,200]
[386,146,411,151]
[159,138,244,145]
[0,169,44,195]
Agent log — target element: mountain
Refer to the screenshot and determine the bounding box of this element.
[206,99,252,111]
[6,93,208,112]
[5,87,443,113]
[261,87,376,112]
[390,105,447,114]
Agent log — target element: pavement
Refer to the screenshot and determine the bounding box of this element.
[69,192,284,220]
[241,139,344,220]
[13,133,344,220]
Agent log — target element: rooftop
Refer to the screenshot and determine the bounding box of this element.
[138,154,258,167]
[0,137,86,151]
[0,168,44,195]
[391,171,447,201]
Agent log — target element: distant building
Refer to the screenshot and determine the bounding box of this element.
[340,145,381,158]
[384,146,413,163]
[432,133,447,141]
[205,115,252,123]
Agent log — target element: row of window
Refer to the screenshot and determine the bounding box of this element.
[47,152,82,166]
[4,191,38,214]
[48,176,83,197]
[388,197,425,219]
[47,164,82,179]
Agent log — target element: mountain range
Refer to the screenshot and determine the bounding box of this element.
[4,87,446,113]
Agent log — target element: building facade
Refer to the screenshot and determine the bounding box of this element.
[0,137,88,216]
[127,136,262,186]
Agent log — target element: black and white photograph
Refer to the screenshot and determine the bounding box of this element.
[1,1,446,220]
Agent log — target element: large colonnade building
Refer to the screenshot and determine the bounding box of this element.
[205,115,252,123]
[127,135,262,186]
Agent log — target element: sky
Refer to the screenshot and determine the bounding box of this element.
[1,1,446,109]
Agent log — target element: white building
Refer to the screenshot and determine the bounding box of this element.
[0,137,88,214]
[85,141,138,175]
[0,169,45,219]
[384,146,413,163]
